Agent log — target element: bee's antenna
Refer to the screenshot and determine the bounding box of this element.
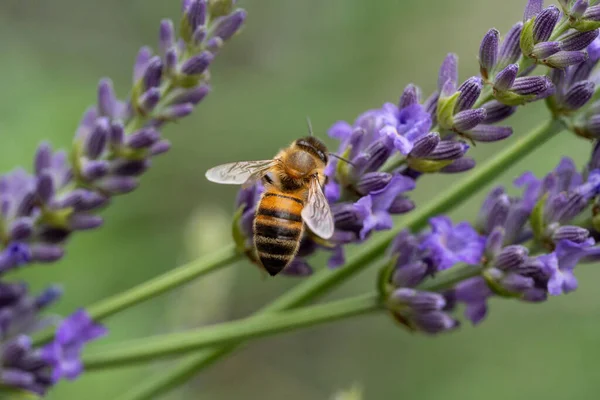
[306,116,314,137]
[329,153,355,167]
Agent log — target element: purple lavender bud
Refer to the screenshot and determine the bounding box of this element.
[193,26,208,47]
[151,140,172,156]
[50,190,85,209]
[479,29,499,76]
[494,64,518,91]
[501,273,535,292]
[186,0,207,31]
[563,80,595,109]
[424,91,439,120]
[110,159,151,177]
[159,103,194,120]
[482,101,517,123]
[440,157,476,173]
[388,197,415,214]
[126,129,161,149]
[532,6,560,43]
[544,51,589,68]
[453,108,487,132]
[531,41,562,58]
[206,37,224,53]
[2,335,31,362]
[398,84,421,109]
[0,243,31,272]
[493,245,529,271]
[76,191,109,212]
[133,46,152,83]
[97,79,117,117]
[498,22,524,69]
[212,9,247,41]
[139,88,161,113]
[81,160,110,181]
[70,214,103,230]
[484,194,511,233]
[455,77,483,112]
[560,29,599,51]
[165,48,178,76]
[512,76,553,96]
[10,219,33,241]
[391,288,446,313]
[356,172,392,194]
[485,226,506,257]
[109,122,124,147]
[16,193,35,218]
[585,115,600,136]
[181,51,214,75]
[143,56,163,90]
[36,172,54,203]
[34,142,52,175]
[524,0,544,21]
[427,141,469,160]
[392,262,427,288]
[98,177,138,194]
[85,118,109,159]
[583,5,600,20]
[571,0,589,18]
[170,85,210,105]
[467,125,513,142]
[353,139,392,174]
[35,285,63,310]
[438,53,458,91]
[410,133,440,158]
[477,187,506,231]
[159,20,175,55]
[440,79,456,98]
[412,311,459,334]
[552,225,590,242]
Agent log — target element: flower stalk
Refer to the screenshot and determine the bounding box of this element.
[31,244,240,346]
[82,292,381,370]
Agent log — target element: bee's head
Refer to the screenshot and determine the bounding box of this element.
[294,136,328,164]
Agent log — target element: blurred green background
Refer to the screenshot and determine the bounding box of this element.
[1,0,599,399]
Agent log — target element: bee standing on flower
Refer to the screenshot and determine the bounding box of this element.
[205,123,335,276]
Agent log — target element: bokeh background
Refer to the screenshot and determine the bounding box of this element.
[1,0,599,399]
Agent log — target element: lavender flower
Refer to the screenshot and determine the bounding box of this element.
[0,0,246,395]
[548,38,600,115]
[40,310,108,382]
[420,217,486,270]
[379,153,600,330]
[0,281,106,395]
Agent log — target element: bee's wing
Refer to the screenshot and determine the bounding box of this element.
[301,176,334,239]
[205,160,275,185]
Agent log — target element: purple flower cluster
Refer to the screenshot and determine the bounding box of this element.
[234,0,600,276]
[0,0,245,273]
[0,0,246,395]
[0,282,106,395]
[380,156,600,333]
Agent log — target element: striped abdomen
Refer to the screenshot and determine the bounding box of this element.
[254,191,304,276]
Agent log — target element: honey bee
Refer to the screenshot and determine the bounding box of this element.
[205,127,335,276]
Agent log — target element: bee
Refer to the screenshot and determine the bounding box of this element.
[205,124,335,276]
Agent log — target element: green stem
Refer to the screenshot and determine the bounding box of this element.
[83,292,381,370]
[549,17,570,41]
[119,118,565,400]
[32,244,240,346]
